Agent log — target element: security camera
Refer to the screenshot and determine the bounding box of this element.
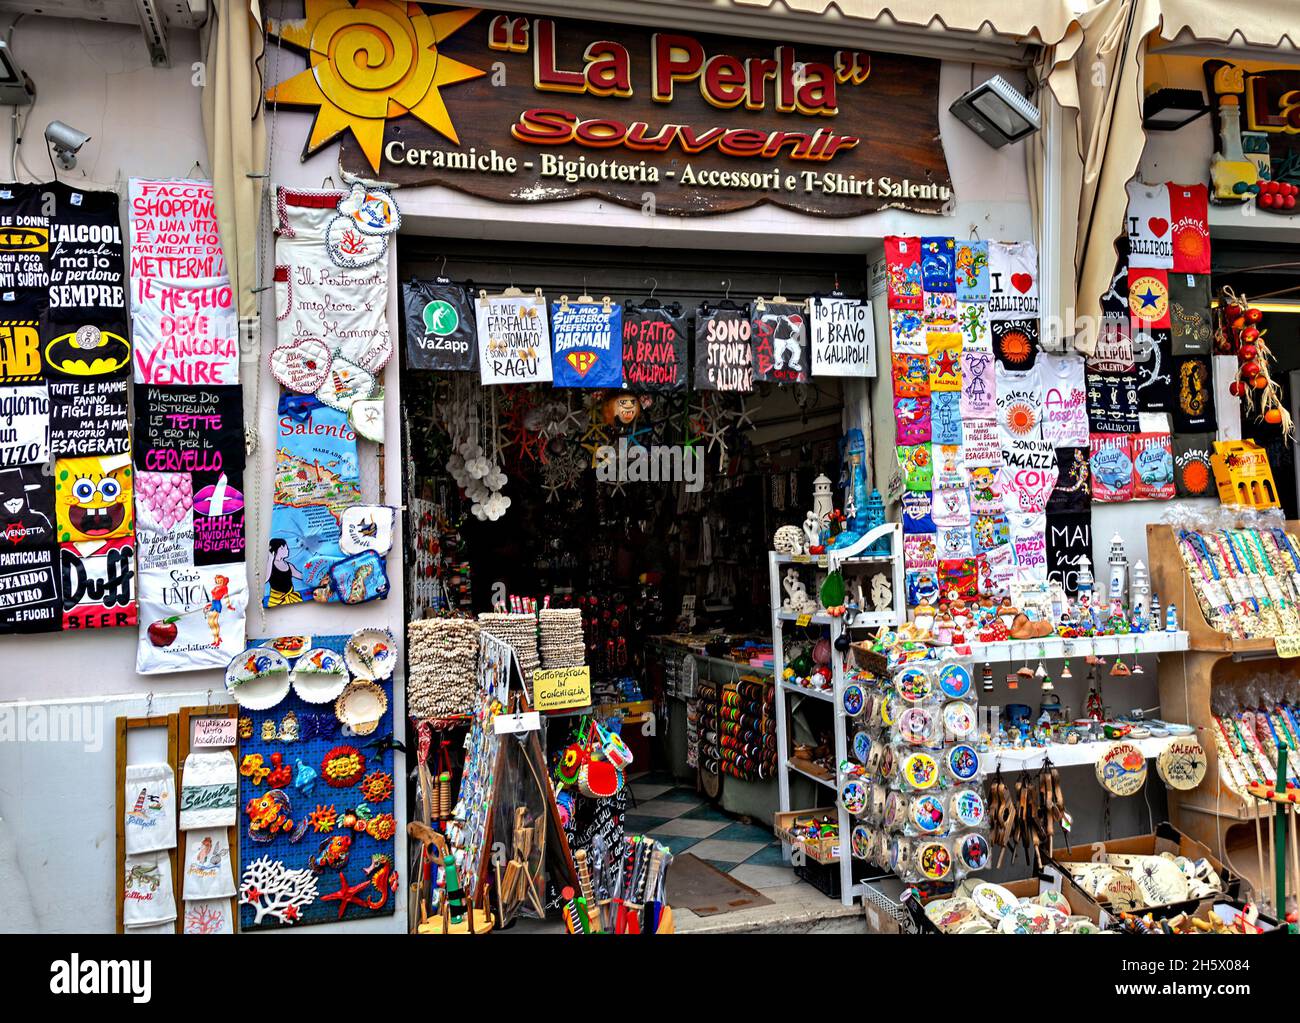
[45,121,91,170]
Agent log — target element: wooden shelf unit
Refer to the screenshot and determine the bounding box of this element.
[1145,523,1297,874]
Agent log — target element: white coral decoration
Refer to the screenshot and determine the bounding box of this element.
[484,469,507,490]
[239,855,319,925]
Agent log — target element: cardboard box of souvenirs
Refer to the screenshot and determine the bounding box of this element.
[907,875,1102,934]
[1046,822,1242,924]
[773,807,840,864]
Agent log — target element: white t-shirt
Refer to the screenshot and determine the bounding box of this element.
[1125,180,1174,268]
[1039,353,1089,448]
[988,241,1039,320]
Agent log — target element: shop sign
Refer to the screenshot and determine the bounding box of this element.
[533,665,592,711]
[269,4,953,217]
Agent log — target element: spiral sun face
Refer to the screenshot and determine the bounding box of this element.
[267,0,485,171]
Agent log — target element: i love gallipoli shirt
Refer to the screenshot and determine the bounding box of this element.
[1168,182,1211,275]
[987,241,1039,321]
[1125,180,1174,269]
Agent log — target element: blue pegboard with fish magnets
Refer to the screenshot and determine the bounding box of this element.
[233,631,398,930]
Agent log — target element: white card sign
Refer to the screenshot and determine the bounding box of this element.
[809,297,876,378]
[476,292,553,385]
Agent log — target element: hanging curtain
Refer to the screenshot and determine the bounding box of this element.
[201,0,267,332]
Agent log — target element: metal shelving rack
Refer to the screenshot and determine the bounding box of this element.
[768,522,904,906]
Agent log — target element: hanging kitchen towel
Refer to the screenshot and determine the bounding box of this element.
[1130,430,1176,501]
[181,827,236,900]
[124,762,177,854]
[955,240,990,302]
[920,237,956,292]
[1090,433,1135,502]
[987,241,1039,321]
[274,187,394,374]
[1168,274,1213,355]
[183,898,234,935]
[123,851,176,928]
[179,751,238,830]
[1124,180,1174,269]
[1167,182,1210,274]
[883,236,923,310]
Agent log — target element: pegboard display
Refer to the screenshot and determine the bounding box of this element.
[236,635,397,930]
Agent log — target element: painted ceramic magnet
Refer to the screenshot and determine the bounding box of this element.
[329,550,390,604]
[937,662,972,699]
[322,745,366,788]
[339,505,396,556]
[270,337,334,393]
[349,394,385,443]
[316,356,376,412]
[345,627,396,681]
[225,648,291,710]
[335,681,388,737]
[290,647,349,705]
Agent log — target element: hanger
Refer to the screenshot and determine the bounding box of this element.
[435,255,451,285]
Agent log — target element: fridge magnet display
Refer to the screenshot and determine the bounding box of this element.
[551,299,623,389]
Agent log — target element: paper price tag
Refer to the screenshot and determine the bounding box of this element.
[795,614,812,627]
[1274,635,1300,658]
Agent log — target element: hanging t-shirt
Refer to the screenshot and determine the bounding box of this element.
[1088,317,1136,376]
[1128,268,1171,331]
[1007,511,1048,582]
[884,236,923,310]
[997,443,1057,514]
[1046,446,1092,513]
[988,241,1039,320]
[932,486,971,528]
[1168,182,1211,274]
[897,443,933,491]
[0,182,51,298]
[552,300,624,389]
[962,417,1001,468]
[1100,240,1130,318]
[971,509,1009,554]
[808,297,876,378]
[920,237,956,292]
[904,532,938,572]
[960,349,996,417]
[933,443,966,490]
[1125,180,1174,268]
[1087,371,1139,434]
[1168,273,1213,355]
[1090,433,1135,502]
[926,331,961,391]
[955,240,990,302]
[992,318,1040,370]
[1039,354,1089,448]
[895,394,931,445]
[1173,433,1214,498]
[995,364,1044,442]
[901,491,935,534]
[622,304,686,392]
[1046,510,1093,596]
[131,276,239,387]
[1171,355,1217,432]
[1130,430,1175,500]
[46,184,128,325]
[930,391,963,446]
[888,308,926,354]
[957,300,991,352]
[694,305,754,392]
[477,291,554,385]
[892,352,930,398]
[1135,331,1174,413]
[751,302,808,383]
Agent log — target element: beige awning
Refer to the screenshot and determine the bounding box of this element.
[1154,0,1300,48]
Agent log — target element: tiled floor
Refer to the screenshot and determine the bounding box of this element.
[627,771,795,878]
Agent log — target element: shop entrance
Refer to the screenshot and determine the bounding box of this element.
[397,236,867,926]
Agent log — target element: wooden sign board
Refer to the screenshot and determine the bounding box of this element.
[533,666,592,711]
[269,5,953,217]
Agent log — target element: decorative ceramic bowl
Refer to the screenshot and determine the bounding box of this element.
[335,680,388,735]
[345,627,396,681]
[291,647,350,704]
[225,648,291,710]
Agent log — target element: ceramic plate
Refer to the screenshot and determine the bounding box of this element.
[1133,856,1190,907]
[291,647,350,704]
[225,648,291,710]
[970,882,1019,922]
[335,680,388,736]
[267,635,312,658]
[345,627,396,680]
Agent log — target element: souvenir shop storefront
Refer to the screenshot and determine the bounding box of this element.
[0,0,1299,942]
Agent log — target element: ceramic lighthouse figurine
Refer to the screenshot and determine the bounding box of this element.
[1107,533,1128,615]
[1129,559,1151,628]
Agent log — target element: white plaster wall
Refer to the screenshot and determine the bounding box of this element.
[0,15,407,934]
